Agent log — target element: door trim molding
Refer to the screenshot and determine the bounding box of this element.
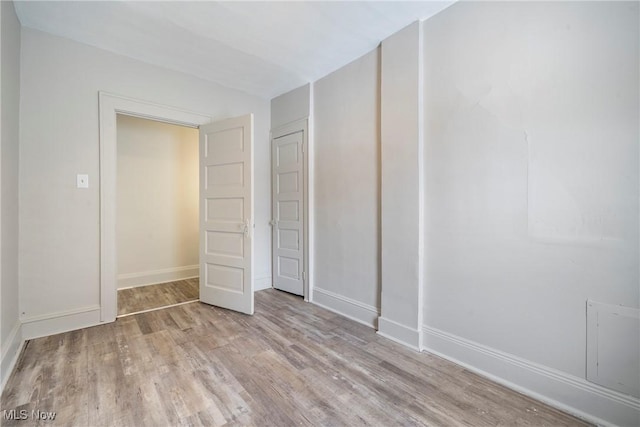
[270,118,310,301]
[98,92,211,322]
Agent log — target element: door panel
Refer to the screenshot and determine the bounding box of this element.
[200,114,254,314]
[272,131,304,296]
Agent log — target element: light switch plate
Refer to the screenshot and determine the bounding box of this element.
[77,174,89,189]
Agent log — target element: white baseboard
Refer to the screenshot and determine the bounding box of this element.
[117,265,199,289]
[312,287,379,328]
[21,305,102,340]
[422,325,640,427]
[1,321,24,393]
[254,276,272,291]
[377,317,421,351]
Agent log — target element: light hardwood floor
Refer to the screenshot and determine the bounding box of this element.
[117,278,199,316]
[2,289,589,426]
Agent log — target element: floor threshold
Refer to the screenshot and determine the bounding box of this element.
[116,299,200,318]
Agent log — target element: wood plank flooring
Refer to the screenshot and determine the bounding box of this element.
[117,278,199,316]
[2,289,589,427]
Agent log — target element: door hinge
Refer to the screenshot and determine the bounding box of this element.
[301,143,304,154]
[302,271,306,281]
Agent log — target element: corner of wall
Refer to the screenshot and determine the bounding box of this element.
[312,288,379,328]
[0,0,23,395]
[377,317,421,351]
[254,275,272,291]
[0,320,23,393]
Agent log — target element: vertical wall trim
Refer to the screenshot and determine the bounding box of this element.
[308,83,315,304]
[416,20,425,351]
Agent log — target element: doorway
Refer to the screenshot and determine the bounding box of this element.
[271,119,309,299]
[115,115,200,317]
[99,92,256,322]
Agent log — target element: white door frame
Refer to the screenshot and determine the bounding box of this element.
[271,119,310,301]
[98,92,211,322]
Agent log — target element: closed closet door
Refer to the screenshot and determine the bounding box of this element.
[271,130,304,296]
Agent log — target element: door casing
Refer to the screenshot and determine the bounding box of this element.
[99,92,211,322]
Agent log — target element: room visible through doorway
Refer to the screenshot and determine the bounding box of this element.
[115,114,200,316]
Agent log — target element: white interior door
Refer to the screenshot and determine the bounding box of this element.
[272,131,304,296]
[199,114,254,315]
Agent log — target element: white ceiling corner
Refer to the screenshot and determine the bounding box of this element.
[14,1,455,99]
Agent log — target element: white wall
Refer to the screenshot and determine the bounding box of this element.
[378,22,424,349]
[421,2,639,425]
[116,115,199,289]
[11,3,639,424]
[292,2,638,423]
[19,28,270,334]
[312,49,380,326]
[271,84,310,130]
[0,0,22,389]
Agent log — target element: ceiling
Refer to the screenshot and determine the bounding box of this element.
[14,1,454,99]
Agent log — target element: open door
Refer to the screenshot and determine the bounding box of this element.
[199,114,254,315]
